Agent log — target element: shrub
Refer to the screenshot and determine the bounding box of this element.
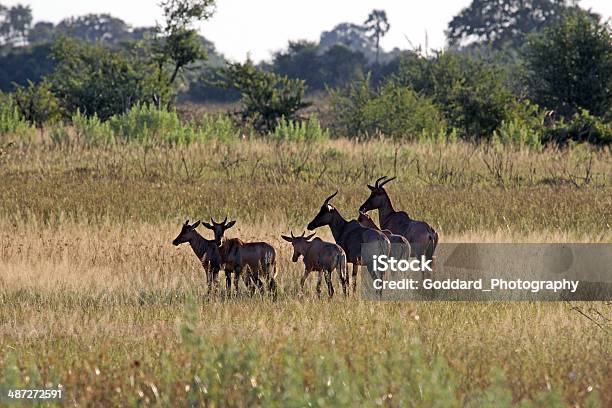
[328,76,447,140]
[543,109,612,146]
[108,104,238,144]
[49,38,171,121]
[271,116,329,142]
[13,79,61,129]
[71,110,114,147]
[493,100,545,147]
[361,83,447,140]
[394,51,516,140]
[0,92,35,140]
[222,60,311,133]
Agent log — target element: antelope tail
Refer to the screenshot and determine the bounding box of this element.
[336,252,347,284]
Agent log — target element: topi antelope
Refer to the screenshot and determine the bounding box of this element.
[203,217,277,296]
[172,220,222,292]
[307,191,390,294]
[281,231,348,298]
[359,176,438,261]
[357,211,411,263]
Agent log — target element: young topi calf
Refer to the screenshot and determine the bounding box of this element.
[204,217,277,296]
[358,211,411,262]
[281,231,348,298]
[172,220,222,292]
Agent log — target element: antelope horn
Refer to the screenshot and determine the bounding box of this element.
[374,176,387,188]
[301,230,306,237]
[379,176,396,188]
[323,190,338,205]
[184,219,189,225]
[210,217,216,225]
[222,216,227,225]
[291,230,295,238]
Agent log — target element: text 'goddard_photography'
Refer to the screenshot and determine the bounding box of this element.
[0,0,611,407]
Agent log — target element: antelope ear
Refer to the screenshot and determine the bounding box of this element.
[202,222,213,229]
[191,220,201,229]
[225,220,236,229]
[280,235,292,242]
[305,232,316,241]
[367,184,375,191]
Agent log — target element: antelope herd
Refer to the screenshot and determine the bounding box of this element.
[172,176,438,298]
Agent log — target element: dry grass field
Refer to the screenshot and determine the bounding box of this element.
[0,138,610,406]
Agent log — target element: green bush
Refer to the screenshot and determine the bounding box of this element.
[13,80,61,129]
[493,100,545,147]
[328,76,447,140]
[271,116,329,142]
[72,110,115,147]
[222,60,311,133]
[394,51,516,140]
[0,93,35,140]
[49,38,171,121]
[362,83,447,140]
[543,109,612,146]
[108,104,238,144]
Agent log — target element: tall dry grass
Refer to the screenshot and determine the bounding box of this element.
[0,139,610,406]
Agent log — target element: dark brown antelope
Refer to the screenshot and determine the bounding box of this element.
[359,176,438,261]
[203,217,277,296]
[172,220,222,292]
[280,231,348,298]
[357,211,411,262]
[307,191,390,294]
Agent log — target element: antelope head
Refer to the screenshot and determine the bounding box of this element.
[281,230,316,262]
[359,176,395,213]
[203,216,236,246]
[172,220,201,246]
[307,191,338,231]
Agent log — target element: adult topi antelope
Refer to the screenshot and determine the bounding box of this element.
[172,220,222,292]
[203,217,277,296]
[307,191,390,294]
[281,231,348,298]
[359,176,438,261]
[357,211,411,263]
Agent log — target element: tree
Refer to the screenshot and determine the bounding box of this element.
[525,10,612,118]
[446,0,575,49]
[394,51,515,139]
[222,60,310,133]
[49,38,170,120]
[0,3,32,48]
[364,9,390,64]
[153,0,216,96]
[319,22,377,62]
[272,41,324,89]
[55,14,131,45]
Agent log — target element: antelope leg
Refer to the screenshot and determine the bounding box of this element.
[325,269,334,298]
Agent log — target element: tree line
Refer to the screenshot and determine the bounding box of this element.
[0,0,611,144]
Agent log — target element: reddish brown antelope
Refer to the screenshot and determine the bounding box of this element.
[307,191,390,294]
[203,217,278,296]
[281,231,348,298]
[357,211,411,262]
[359,176,438,261]
[172,220,222,292]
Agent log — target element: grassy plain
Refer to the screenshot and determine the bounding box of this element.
[0,138,610,406]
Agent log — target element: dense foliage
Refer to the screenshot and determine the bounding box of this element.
[0,1,610,145]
